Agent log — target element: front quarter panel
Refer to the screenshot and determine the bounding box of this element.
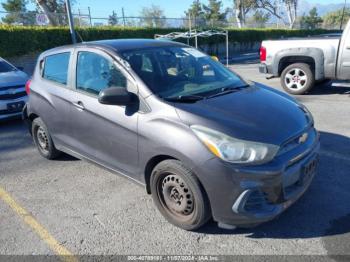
[137,95,214,184]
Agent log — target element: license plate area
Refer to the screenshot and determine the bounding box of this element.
[300,158,318,184]
[7,101,24,113]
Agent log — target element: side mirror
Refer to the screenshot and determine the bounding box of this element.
[98,87,134,106]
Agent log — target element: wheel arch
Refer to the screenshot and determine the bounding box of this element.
[144,155,177,194]
[273,48,325,80]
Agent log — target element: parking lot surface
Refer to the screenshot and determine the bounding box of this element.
[0,62,349,259]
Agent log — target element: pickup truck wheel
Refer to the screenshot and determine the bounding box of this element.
[150,160,211,231]
[281,63,315,95]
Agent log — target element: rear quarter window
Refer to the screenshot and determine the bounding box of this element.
[42,52,70,85]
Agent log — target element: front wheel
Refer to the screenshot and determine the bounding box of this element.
[150,160,211,231]
[281,63,315,95]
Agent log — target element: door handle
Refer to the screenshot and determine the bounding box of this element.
[72,101,85,110]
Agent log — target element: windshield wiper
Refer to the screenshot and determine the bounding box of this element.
[164,95,206,103]
[207,84,249,99]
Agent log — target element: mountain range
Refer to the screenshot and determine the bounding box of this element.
[298,1,349,16]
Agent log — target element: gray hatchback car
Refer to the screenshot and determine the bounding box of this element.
[24,39,320,230]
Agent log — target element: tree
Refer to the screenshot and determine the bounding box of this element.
[1,0,27,24]
[247,10,270,28]
[34,0,74,26]
[323,8,350,29]
[108,11,118,26]
[139,5,166,28]
[233,0,256,28]
[300,7,323,29]
[284,0,298,28]
[185,0,205,27]
[202,0,227,25]
[254,0,298,28]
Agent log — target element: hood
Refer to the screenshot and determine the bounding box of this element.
[0,70,29,88]
[174,83,310,146]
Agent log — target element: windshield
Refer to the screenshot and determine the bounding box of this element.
[0,60,15,73]
[121,46,247,100]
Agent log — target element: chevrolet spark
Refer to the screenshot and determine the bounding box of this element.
[23,39,319,230]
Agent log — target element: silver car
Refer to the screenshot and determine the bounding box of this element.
[0,57,29,120]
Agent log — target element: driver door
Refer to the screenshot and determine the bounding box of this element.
[69,48,139,177]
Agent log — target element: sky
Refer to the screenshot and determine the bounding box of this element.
[0,0,348,18]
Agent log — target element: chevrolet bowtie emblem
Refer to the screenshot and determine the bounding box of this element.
[298,133,308,144]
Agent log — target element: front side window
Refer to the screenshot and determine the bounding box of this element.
[43,52,70,85]
[121,46,247,100]
[76,51,127,95]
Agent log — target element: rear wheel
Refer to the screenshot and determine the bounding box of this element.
[32,117,61,159]
[150,160,211,231]
[281,63,315,95]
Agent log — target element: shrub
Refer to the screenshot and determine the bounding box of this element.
[0,25,340,58]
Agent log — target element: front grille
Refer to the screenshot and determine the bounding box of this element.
[0,108,23,115]
[244,190,275,213]
[278,127,316,157]
[0,85,24,91]
[0,91,26,100]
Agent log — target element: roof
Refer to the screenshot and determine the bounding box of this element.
[88,39,186,52]
[41,39,187,56]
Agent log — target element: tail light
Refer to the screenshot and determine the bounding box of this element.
[260,46,267,62]
[25,79,31,95]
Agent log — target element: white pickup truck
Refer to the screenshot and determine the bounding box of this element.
[259,20,350,95]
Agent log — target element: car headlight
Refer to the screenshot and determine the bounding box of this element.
[191,125,279,165]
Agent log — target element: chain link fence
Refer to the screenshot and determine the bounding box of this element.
[0,10,343,30]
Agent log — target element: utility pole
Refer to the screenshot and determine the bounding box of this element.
[122,7,126,27]
[88,7,92,27]
[340,0,348,30]
[66,0,77,44]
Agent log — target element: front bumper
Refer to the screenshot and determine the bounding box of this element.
[194,131,320,227]
[0,96,28,121]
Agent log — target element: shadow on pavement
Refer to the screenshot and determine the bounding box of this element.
[0,119,78,161]
[309,81,350,95]
[199,131,350,240]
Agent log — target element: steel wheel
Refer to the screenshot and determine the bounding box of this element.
[32,117,61,159]
[150,160,211,230]
[158,173,195,219]
[284,68,308,91]
[36,126,49,153]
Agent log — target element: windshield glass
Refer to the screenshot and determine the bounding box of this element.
[121,46,246,99]
[0,60,15,73]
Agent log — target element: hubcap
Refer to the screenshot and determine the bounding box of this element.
[37,126,49,151]
[160,174,194,216]
[285,68,307,90]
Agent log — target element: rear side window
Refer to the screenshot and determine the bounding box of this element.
[43,52,70,85]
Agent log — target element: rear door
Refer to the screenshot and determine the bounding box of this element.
[68,48,139,177]
[33,50,77,148]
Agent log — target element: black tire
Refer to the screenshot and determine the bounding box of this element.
[150,160,211,231]
[280,63,315,95]
[32,117,61,159]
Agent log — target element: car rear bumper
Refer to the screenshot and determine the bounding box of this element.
[259,63,269,74]
[0,96,28,121]
[194,131,320,228]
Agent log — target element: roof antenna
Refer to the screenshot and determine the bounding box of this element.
[75,30,84,43]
